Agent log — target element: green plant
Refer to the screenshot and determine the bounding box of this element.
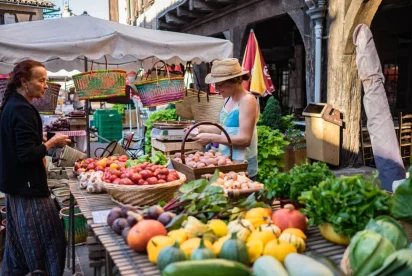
[145,109,178,153]
[391,166,412,222]
[257,126,289,182]
[281,114,304,150]
[112,104,126,115]
[299,173,391,237]
[260,97,282,130]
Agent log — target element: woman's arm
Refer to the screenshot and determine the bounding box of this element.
[199,125,221,134]
[194,94,258,147]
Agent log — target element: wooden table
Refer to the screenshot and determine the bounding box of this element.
[67,169,347,276]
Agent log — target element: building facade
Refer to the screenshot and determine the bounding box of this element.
[0,0,53,24]
[111,0,412,167]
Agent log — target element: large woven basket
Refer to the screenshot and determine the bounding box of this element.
[175,88,195,120]
[104,172,186,206]
[72,57,126,100]
[31,82,61,114]
[134,61,184,107]
[188,88,224,123]
[58,146,87,168]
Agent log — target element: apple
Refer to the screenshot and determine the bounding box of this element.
[131,173,142,184]
[77,168,86,173]
[120,173,127,179]
[95,166,104,171]
[123,178,133,185]
[118,155,128,162]
[87,163,96,170]
[112,178,121,184]
[109,175,118,182]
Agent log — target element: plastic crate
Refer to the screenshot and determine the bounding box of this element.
[98,128,122,143]
[94,109,120,128]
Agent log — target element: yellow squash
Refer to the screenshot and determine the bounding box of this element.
[278,232,306,253]
[245,208,271,228]
[247,227,277,246]
[263,239,297,264]
[167,229,188,245]
[246,240,264,263]
[227,217,255,242]
[146,236,175,264]
[180,238,214,256]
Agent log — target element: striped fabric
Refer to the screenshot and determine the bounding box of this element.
[1,195,66,276]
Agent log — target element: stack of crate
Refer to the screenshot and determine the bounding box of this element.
[94,109,122,143]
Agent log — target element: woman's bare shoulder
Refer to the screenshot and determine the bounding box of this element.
[241,93,258,105]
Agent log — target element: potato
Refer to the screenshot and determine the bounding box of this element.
[198,152,204,156]
[196,162,206,168]
[208,149,216,153]
[204,159,213,166]
[189,154,194,158]
[174,152,182,158]
[204,152,214,158]
[209,158,217,165]
[217,159,226,166]
[215,152,222,157]
[174,157,182,163]
[226,160,233,165]
[187,161,197,168]
[193,155,200,162]
[186,158,193,163]
[207,164,215,167]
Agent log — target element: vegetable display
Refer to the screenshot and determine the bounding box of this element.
[299,173,391,237]
[173,150,234,168]
[207,171,264,193]
[391,166,412,222]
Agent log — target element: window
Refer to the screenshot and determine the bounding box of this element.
[383,64,398,110]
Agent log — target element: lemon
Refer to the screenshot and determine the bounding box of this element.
[263,239,297,264]
[246,240,264,263]
[282,228,307,240]
[208,219,228,238]
[167,229,188,245]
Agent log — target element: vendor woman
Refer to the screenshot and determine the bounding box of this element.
[189,58,259,180]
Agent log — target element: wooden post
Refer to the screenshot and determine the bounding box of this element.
[109,0,119,22]
[326,0,382,167]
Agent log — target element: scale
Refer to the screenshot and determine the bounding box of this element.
[151,121,196,141]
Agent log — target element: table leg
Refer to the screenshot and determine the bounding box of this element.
[70,193,76,274]
[105,251,114,276]
[66,199,72,269]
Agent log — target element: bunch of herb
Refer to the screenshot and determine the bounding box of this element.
[257,125,289,182]
[288,162,335,202]
[144,109,177,153]
[163,170,269,230]
[260,169,291,201]
[299,172,391,237]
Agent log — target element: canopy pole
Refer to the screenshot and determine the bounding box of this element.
[84,57,91,157]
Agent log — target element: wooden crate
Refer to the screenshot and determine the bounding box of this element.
[151,138,203,158]
[282,145,307,172]
[171,159,248,182]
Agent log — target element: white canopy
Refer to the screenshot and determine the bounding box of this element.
[0,15,233,74]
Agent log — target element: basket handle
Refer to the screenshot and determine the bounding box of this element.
[90,55,109,73]
[152,60,171,85]
[181,121,232,164]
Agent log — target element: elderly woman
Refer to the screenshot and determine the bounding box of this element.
[190,58,259,180]
[0,60,71,276]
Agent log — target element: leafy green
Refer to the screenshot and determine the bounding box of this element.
[257,125,289,182]
[391,166,412,222]
[151,151,168,165]
[299,173,391,237]
[112,104,126,114]
[124,151,168,168]
[260,162,335,202]
[145,109,177,153]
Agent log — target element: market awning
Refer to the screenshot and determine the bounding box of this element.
[0,15,233,73]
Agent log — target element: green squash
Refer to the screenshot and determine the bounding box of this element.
[190,238,217,260]
[157,241,188,271]
[219,232,249,265]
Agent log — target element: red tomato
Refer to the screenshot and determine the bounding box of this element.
[123,178,133,185]
[131,173,142,184]
[140,170,153,179]
[157,174,167,180]
[158,179,167,184]
[109,175,118,182]
[167,174,179,182]
[146,177,158,185]
[137,179,145,185]
[112,178,121,184]
[153,169,161,177]
[160,168,169,175]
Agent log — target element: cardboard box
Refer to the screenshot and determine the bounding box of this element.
[70,124,86,131]
[68,117,86,126]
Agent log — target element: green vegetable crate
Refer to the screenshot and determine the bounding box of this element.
[59,206,87,244]
[171,122,248,182]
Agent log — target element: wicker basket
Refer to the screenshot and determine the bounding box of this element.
[60,207,87,244]
[58,146,87,168]
[31,82,61,114]
[134,61,184,107]
[104,172,186,206]
[72,56,126,101]
[188,88,224,123]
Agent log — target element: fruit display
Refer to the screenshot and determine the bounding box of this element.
[74,154,179,186]
[43,117,70,132]
[205,171,264,193]
[173,150,235,168]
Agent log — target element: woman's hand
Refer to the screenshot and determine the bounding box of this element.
[43,136,47,143]
[193,133,216,146]
[44,134,71,150]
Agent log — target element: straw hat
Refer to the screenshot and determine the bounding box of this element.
[205,58,249,84]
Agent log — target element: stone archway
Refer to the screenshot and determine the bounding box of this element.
[326,0,382,167]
